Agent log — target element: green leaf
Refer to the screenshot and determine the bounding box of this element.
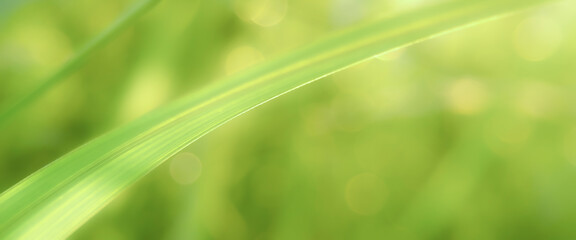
[0,0,555,238]
[0,0,161,127]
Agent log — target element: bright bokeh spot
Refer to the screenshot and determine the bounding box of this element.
[9,17,71,71]
[233,0,287,27]
[169,152,202,185]
[332,0,366,26]
[514,81,562,118]
[2,0,576,239]
[444,78,489,115]
[119,64,172,122]
[514,14,563,62]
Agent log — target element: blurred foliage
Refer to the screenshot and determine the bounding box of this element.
[1,0,576,239]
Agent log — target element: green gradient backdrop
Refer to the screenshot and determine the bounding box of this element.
[1,0,576,239]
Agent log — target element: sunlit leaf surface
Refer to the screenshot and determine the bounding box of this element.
[0,0,564,239]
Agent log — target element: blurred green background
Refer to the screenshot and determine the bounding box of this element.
[1,0,576,239]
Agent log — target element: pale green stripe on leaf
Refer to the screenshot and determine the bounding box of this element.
[0,0,555,238]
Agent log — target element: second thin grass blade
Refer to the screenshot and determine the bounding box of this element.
[0,0,556,238]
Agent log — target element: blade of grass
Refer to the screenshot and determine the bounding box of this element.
[0,0,161,128]
[0,0,556,238]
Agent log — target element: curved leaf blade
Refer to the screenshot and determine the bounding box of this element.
[0,0,554,238]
